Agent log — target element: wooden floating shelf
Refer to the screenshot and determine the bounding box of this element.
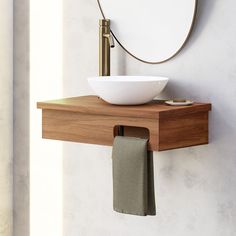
[37,95,211,151]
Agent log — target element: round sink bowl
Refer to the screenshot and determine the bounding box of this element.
[88,76,168,105]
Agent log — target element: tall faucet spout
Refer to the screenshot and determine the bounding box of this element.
[99,19,114,76]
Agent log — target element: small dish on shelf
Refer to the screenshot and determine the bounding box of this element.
[165,100,194,106]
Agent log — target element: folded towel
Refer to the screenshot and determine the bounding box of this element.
[112,136,156,216]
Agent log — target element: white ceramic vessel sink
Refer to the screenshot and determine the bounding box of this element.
[88,76,168,105]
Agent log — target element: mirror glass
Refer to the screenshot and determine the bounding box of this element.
[98,0,197,63]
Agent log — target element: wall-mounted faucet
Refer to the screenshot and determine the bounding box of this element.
[99,19,115,76]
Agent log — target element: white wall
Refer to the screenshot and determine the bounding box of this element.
[0,0,13,235]
[30,0,63,235]
[62,0,236,235]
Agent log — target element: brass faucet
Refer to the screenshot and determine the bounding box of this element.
[99,19,115,76]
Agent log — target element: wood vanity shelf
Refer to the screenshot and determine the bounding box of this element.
[37,95,211,151]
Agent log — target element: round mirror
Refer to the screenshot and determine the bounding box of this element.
[97,0,198,64]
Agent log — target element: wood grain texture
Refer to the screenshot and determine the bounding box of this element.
[42,110,158,150]
[159,112,209,151]
[37,95,211,119]
[38,96,211,151]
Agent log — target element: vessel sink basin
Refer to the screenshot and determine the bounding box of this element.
[88,76,168,105]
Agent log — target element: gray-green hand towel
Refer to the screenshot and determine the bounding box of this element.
[112,136,156,216]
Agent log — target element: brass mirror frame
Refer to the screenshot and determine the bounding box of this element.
[97,0,198,64]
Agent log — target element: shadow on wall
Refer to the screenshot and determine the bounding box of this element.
[188,0,217,48]
[160,0,217,100]
[13,0,30,236]
[169,0,217,60]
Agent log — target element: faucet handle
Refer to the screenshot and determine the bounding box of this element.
[103,33,115,48]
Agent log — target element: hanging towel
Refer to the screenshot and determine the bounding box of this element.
[112,136,156,216]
